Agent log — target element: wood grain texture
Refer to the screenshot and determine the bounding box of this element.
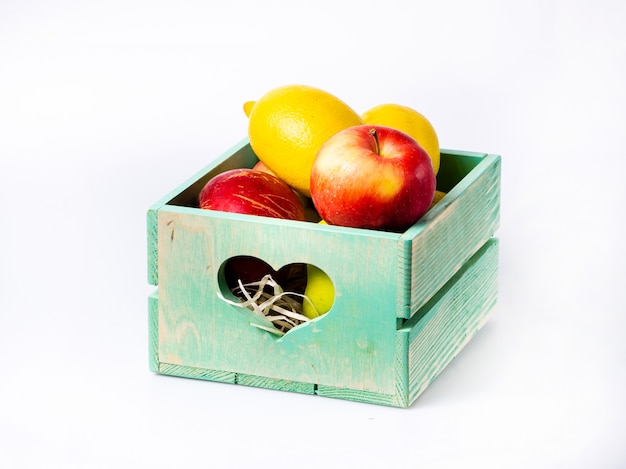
[148,290,159,372]
[147,209,159,286]
[156,207,401,395]
[398,153,501,319]
[315,384,396,407]
[158,363,236,384]
[400,238,499,405]
[236,373,315,395]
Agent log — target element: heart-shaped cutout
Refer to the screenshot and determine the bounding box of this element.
[222,256,308,296]
[218,256,334,337]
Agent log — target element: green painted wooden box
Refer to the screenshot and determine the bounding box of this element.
[147,138,501,407]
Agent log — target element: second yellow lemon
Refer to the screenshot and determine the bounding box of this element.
[245,84,363,197]
[361,103,440,175]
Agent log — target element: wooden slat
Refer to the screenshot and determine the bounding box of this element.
[147,209,159,286]
[158,363,236,384]
[148,289,159,372]
[315,384,396,407]
[236,373,315,395]
[398,153,501,319]
[393,330,410,407]
[401,238,499,405]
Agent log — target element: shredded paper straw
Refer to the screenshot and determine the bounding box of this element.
[218,274,319,336]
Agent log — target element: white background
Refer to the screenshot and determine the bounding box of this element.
[1,1,625,467]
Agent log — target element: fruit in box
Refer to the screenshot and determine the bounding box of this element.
[361,103,440,175]
[245,84,363,196]
[147,142,502,406]
[302,264,335,319]
[310,125,436,231]
[211,86,439,315]
[198,168,306,221]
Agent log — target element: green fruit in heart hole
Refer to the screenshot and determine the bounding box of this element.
[302,264,335,319]
[224,257,334,320]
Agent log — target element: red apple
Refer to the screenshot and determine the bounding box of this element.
[198,168,306,221]
[310,125,436,231]
[254,160,316,218]
[223,256,307,295]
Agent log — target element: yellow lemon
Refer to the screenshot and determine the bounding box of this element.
[302,264,334,319]
[361,103,440,175]
[245,84,363,196]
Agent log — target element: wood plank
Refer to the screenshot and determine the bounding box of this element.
[158,363,236,384]
[401,238,499,405]
[148,289,159,372]
[398,153,501,319]
[236,373,315,395]
[315,384,396,407]
[393,331,410,407]
[147,209,159,286]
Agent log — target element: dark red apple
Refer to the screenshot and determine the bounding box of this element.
[223,256,307,295]
[310,125,436,231]
[198,168,306,221]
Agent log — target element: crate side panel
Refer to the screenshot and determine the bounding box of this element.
[156,208,401,395]
[396,150,490,315]
[402,154,500,318]
[405,238,499,405]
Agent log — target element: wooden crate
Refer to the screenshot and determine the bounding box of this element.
[147,138,501,407]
